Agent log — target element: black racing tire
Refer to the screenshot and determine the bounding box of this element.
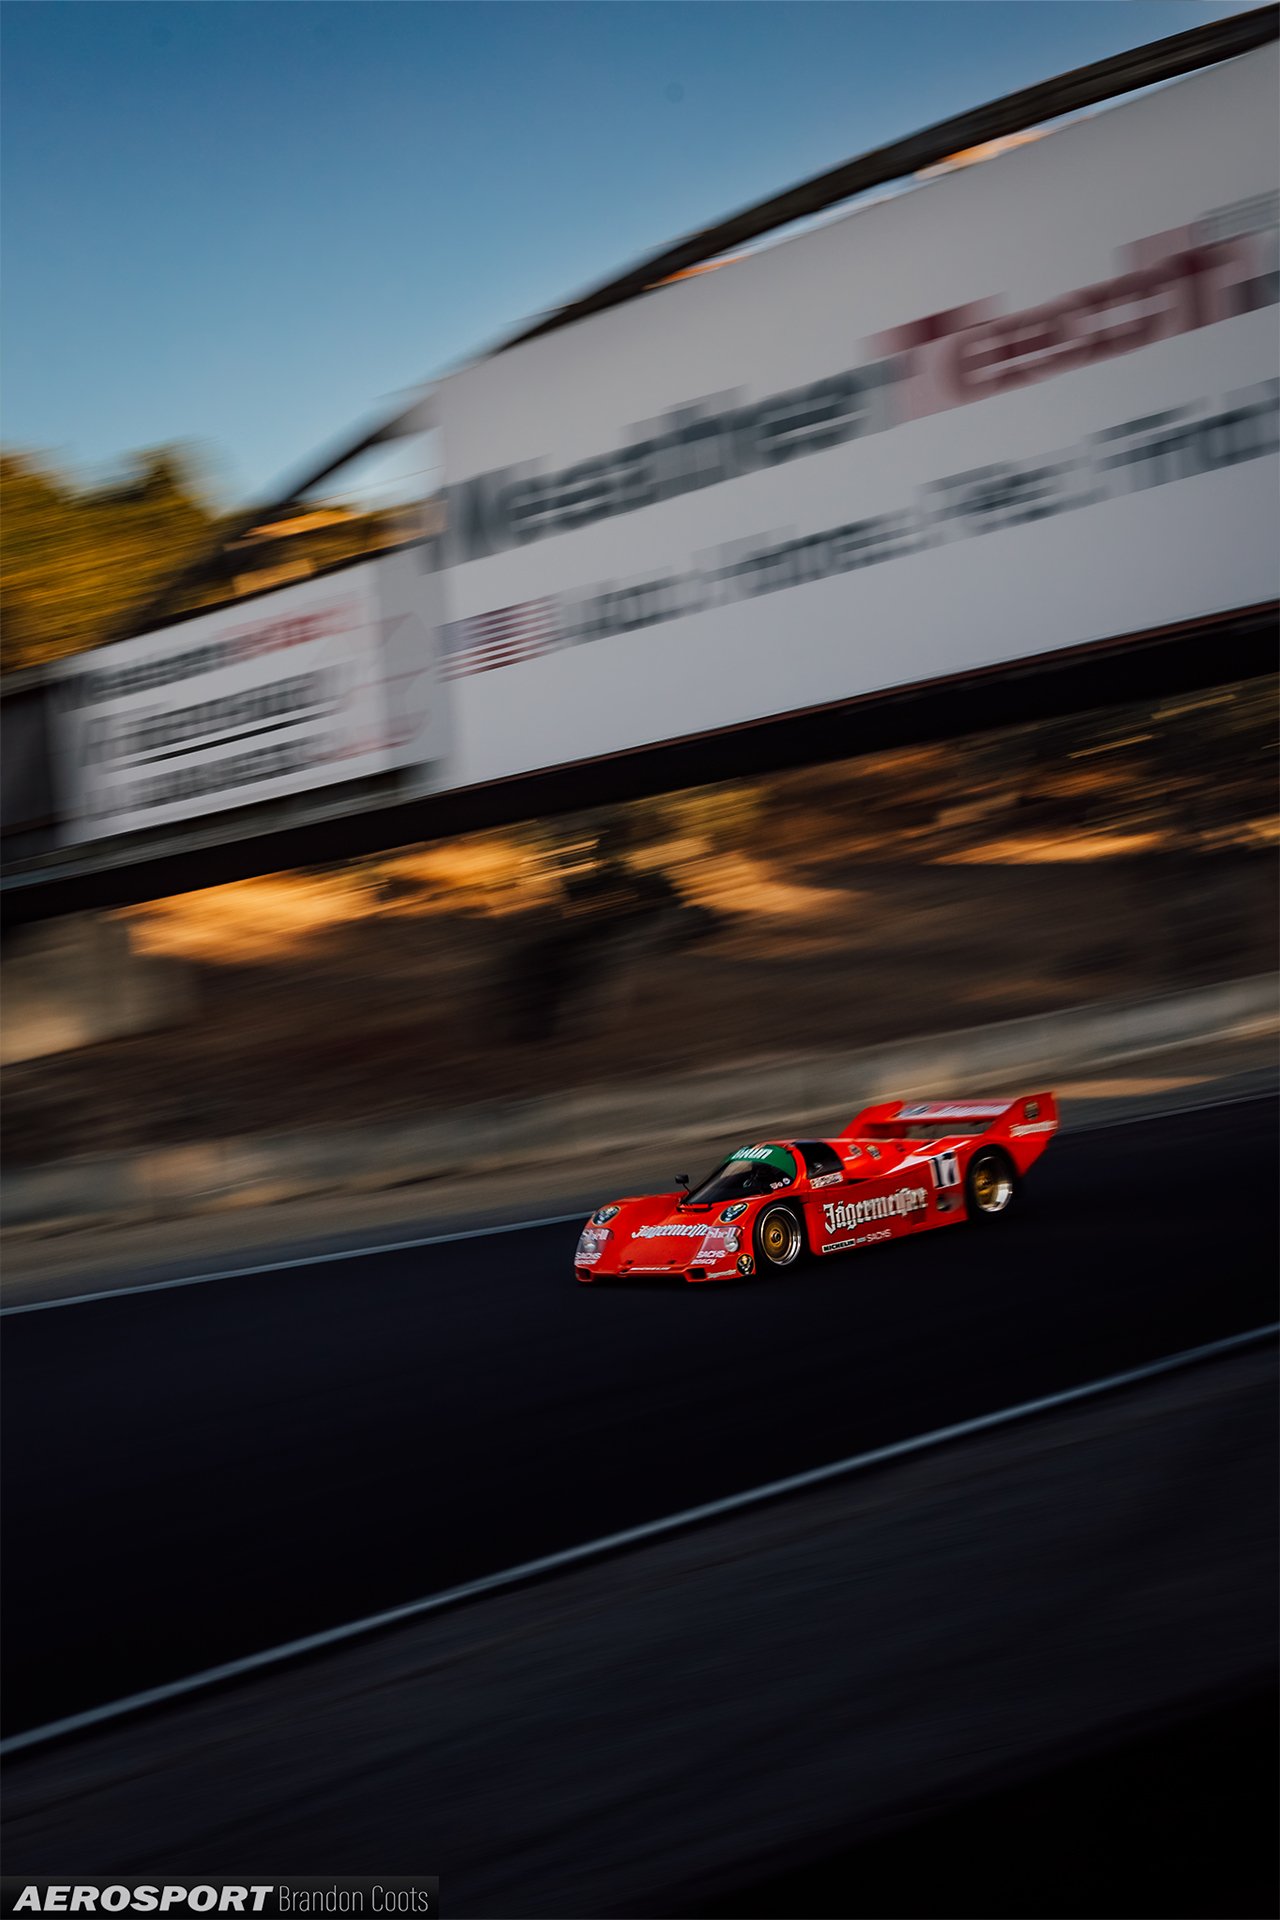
[965,1146,1019,1224]
[754,1202,807,1272]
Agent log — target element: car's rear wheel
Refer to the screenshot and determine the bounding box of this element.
[966,1147,1018,1223]
[754,1202,806,1271]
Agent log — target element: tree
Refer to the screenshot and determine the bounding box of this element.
[0,445,219,674]
[1,444,424,676]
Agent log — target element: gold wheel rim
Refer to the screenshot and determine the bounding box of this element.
[763,1217,789,1256]
[972,1159,1011,1212]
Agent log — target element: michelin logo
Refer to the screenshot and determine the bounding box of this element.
[823,1187,927,1233]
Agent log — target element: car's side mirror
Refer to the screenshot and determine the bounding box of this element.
[675,1172,691,1192]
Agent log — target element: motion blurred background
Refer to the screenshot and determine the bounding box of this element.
[2,5,1276,1917]
[3,670,1276,1157]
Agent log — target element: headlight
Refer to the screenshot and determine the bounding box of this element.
[577,1226,611,1263]
[723,1230,741,1253]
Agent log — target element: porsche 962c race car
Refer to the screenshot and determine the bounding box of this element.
[575,1092,1057,1282]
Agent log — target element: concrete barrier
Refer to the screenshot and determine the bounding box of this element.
[1,913,196,1066]
[3,973,1275,1230]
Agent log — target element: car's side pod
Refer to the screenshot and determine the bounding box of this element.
[841,1092,1059,1178]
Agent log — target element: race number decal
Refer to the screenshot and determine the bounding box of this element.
[928,1150,961,1190]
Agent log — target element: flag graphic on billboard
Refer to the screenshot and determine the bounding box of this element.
[439,600,560,679]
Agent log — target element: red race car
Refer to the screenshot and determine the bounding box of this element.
[574,1091,1057,1282]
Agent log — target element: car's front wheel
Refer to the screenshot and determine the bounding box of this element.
[965,1147,1018,1224]
[754,1202,806,1271]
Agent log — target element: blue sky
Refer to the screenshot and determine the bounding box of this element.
[1,2,1255,507]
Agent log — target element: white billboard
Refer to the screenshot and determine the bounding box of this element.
[56,554,441,844]
[429,45,1279,793]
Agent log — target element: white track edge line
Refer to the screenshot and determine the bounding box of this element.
[0,1214,586,1316]
[3,1319,1275,1760]
[3,1086,1274,1317]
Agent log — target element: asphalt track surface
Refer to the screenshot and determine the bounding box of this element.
[3,1096,1276,1739]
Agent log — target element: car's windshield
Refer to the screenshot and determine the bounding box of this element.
[684,1144,797,1205]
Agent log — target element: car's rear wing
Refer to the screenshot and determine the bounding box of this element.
[842,1092,1059,1142]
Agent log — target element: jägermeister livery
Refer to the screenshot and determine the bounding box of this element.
[574,1091,1057,1283]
